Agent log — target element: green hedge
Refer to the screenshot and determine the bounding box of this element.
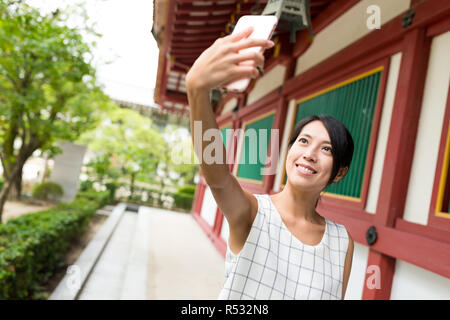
[79,180,93,192]
[75,189,110,208]
[104,182,121,204]
[173,193,194,211]
[32,182,64,201]
[176,185,196,196]
[0,189,110,299]
[173,185,196,211]
[117,185,195,211]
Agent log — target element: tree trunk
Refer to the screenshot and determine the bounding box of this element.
[7,168,22,201]
[0,167,21,224]
[159,177,165,208]
[0,183,12,224]
[41,154,49,183]
[129,172,136,200]
[5,156,26,201]
[0,146,37,222]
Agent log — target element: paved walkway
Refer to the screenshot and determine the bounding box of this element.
[78,211,138,299]
[146,208,224,299]
[70,205,224,300]
[2,200,55,224]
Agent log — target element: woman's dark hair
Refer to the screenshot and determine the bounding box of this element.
[288,114,354,189]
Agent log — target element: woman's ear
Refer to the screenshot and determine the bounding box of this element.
[333,167,349,183]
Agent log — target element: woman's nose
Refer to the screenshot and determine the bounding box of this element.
[303,155,316,162]
[303,148,317,162]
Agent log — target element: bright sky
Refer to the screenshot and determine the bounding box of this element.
[27,0,159,106]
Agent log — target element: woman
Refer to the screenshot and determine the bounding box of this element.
[186,26,354,300]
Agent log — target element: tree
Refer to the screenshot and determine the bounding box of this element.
[161,125,199,187]
[78,107,166,199]
[0,1,109,223]
[85,152,120,186]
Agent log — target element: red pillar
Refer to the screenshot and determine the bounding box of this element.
[362,27,431,300]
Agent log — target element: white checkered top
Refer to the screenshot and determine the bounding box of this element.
[218,193,349,300]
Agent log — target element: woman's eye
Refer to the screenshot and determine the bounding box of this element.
[299,138,307,143]
[323,146,332,152]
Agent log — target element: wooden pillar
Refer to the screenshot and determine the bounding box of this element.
[263,58,296,194]
[362,27,431,300]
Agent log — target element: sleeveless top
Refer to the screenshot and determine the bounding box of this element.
[218,193,349,300]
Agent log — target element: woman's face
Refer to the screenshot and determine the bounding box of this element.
[285,120,335,193]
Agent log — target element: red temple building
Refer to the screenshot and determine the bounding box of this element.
[152,0,450,299]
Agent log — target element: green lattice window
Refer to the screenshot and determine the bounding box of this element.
[236,112,275,183]
[284,68,383,199]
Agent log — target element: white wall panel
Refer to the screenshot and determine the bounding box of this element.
[273,99,296,192]
[344,242,369,300]
[403,31,450,225]
[295,0,410,76]
[365,53,402,214]
[391,259,450,299]
[200,186,217,227]
[220,215,229,243]
[247,64,286,105]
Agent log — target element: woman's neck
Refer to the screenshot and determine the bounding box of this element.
[271,183,323,224]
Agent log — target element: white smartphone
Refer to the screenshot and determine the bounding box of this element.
[225,15,278,93]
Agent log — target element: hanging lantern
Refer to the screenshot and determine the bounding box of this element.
[262,0,314,43]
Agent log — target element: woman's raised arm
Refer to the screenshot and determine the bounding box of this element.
[185,27,274,253]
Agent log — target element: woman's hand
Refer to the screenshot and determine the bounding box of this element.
[185,26,275,92]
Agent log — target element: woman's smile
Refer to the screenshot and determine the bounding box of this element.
[295,163,318,176]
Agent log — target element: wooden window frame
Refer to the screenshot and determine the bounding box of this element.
[233,110,276,186]
[277,0,450,285]
[278,58,391,214]
[428,82,450,230]
[231,90,281,194]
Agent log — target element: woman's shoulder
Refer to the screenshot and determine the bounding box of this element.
[324,217,349,238]
[250,193,268,203]
[246,193,274,220]
[252,193,268,198]
[251,193,272,211]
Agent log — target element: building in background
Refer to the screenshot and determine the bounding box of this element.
[152,0,450,299]
[113,99,190,131]
[49,142,87,203]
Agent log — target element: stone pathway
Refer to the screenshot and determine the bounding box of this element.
[53,204,225,300]
[2,200,55,224]
[146,208,224,299]
[78,211,138,300]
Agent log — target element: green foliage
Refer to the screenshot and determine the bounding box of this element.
[77,109,199,207]
[75,189,110,208]
[115,184,194,212]
[0,0,112,222]
[176,185,196,196]
[79,179,93,192]
[78,107,166,196]
[0,0,108,150]
[31,182,63,201]
[0,189,107,299]
[173,185,196,211]
[85,153,120,185]
[161,125,199,186]
[173,193,194,211]
[104,181,119,204]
